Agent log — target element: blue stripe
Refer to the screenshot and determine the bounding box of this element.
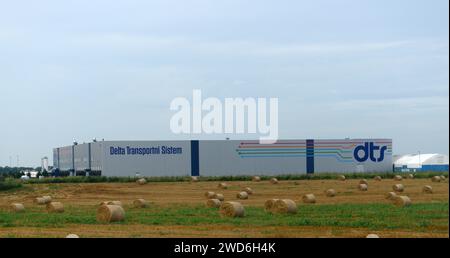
[420,165,449,172]
[306,139,314,174]
[190,140,200,176]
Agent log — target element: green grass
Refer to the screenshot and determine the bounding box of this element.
[0,202,447,232]
[0,179,22,191]
[17,171,449,185]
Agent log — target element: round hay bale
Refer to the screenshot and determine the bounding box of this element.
[243,187,253,195]
[393,196,412,207]
[205,191,216,199]
[107,201,123,206]
[407,174,414,179]
[394,175,403,181]
[236,191,249,200]
[99,201,109,206]
[385,192,397,200]
[220,201,245,217]
[66,234,79,238]
[325,189,336,197]
[440,175,446,181]
[431,176,441,182]
[46,202,64,213]
[374,176,382,181]
[270,178,279,184]
[366,234,379,238]
[35,197,46,205]
[358,184,368,191]
[10,203,25,213]
[213,193,225,201]
[42,196,52,203]
[392,184,404,192]
[252,176,261,182]
[293,181,300,185]
[133,199,148,208]
[97,205,125,223]
[218,183,228,189]
[272,199,297,214]
[422,185,433,194]
[359,179,368,185]
[338,175,346,181]
[302,194,316,204]
[191,176,199,182]
[206,199,222,208]
[264,199,279,212]
[137,178,147,185]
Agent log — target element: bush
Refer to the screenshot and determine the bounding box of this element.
[0,178,22,191]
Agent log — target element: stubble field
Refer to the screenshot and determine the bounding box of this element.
[0,177,448,238]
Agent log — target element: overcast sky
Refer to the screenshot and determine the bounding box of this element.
[0,0,448,167]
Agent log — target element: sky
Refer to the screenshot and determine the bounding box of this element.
[0,0,448,167]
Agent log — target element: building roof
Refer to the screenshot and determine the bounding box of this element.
[394,153,449,168]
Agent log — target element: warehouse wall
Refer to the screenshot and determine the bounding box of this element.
[52,148,59,169]
[74,143,90,172]
[54,138,393,176]
[90,142,103,172]
[198,139,392,175]
[101,141,192,177]
[313,139,392,173]
[198,140,308,176]
[58,146,74,171]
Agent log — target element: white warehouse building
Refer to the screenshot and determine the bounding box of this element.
[52,138,393,177]
[393,153,449,172]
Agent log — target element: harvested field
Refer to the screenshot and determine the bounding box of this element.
[0,178,448,238]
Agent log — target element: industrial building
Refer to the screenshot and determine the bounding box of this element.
[393,153,449,172]
[53,139,393,177]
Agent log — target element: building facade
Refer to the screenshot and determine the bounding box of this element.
[53,139,393,177]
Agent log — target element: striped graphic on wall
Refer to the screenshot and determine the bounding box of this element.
[236,140,392,160]
[235,139,393,174]
[236,140,308,158]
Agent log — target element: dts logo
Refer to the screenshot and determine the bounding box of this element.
[353,142,387,162]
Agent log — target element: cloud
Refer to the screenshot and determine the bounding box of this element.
[251,41,414,56]
[68,33,442,57]
[333,96,449,112]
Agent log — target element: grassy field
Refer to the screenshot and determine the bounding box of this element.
[0,176,448,238]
